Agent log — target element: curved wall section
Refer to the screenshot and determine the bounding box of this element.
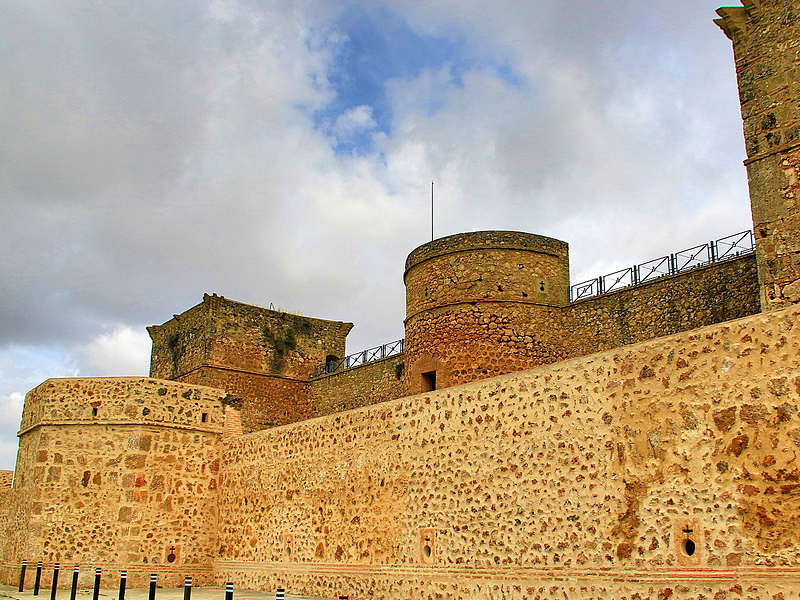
[403,231,570,394]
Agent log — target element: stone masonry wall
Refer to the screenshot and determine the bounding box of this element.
[178,368,310,433]
[148,294,352,432]
[216,303,800,600]
[148,294,352,382]
[404,232,570,395]
[716,0,800,308]
[566,253,760,357]
[0,377,235,588]
[0,437,37,586]
[307,354,405,418]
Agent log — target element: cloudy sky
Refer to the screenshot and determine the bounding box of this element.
[0,0,751,470]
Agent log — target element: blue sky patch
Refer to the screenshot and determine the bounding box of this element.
[313,5,520,155]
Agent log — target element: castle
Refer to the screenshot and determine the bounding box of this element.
[2,1,800,598]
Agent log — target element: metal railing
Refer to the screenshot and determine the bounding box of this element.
[569,230,755,302]
[311,338,405,378]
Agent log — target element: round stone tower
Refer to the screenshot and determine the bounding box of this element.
[403,231,570,395]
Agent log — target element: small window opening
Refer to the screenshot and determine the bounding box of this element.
[422,371,437,392]
[325,355,339,374]
[91,407,98,417]
[201,412,208,423]
[684,539,696,556]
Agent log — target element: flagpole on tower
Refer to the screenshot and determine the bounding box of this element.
[431,181,434,241]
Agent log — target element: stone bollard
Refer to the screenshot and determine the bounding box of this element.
[33,562,43,596]
[69,566,79,600]
[50,564,60,600]
[92,569,102,600]
[18,560,27,592]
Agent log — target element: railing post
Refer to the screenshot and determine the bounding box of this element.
[50,564,60,600]
[225,582,234,600]
[34,561,43,596]
[118,570,127,600]
[598,276,604,295]
[149,574,157,600]
[183,576,192,600]
[92,569,102,600]
[19,560,27,592]
[70,566,79,600]
[710,240,717,262]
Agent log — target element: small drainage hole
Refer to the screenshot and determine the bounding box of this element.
[423,545,432,558]
[684,539,696,556]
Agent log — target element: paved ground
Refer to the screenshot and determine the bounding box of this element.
[0,585,338,600]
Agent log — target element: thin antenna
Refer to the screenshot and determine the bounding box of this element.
[431,180,434,241]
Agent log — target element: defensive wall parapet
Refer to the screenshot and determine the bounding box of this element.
[215,302,800,599]
[307,354,405,418]
[566,252,760,357]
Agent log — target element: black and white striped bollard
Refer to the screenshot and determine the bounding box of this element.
[92,568,102,600]
[69,566,79,600]
[118,571,127,600]
[50,563,60,600]
[275,590,284,600]
[224,582,234,600]
[183,577,192,600]
[18,560,27,592]
[33,561,43,596]
[338,596,349,600]
[148,574,157,600]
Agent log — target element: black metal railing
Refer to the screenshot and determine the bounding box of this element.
[311,338,405,378]
[569,230,755,302]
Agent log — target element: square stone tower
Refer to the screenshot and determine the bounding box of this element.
[147,294,352,431]
[716,0,800,308]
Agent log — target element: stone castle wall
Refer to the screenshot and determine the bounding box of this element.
[307,354,405,418]
[214,303,800,599]
[177,368,309,433]
[295,253,759,422]
[0,378,238,588]
[566,253,760,357]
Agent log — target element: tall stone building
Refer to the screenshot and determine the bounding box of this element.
[2,2,800,598]
[717,0,800,308]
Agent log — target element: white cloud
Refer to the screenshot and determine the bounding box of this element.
[76,326,152,377]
